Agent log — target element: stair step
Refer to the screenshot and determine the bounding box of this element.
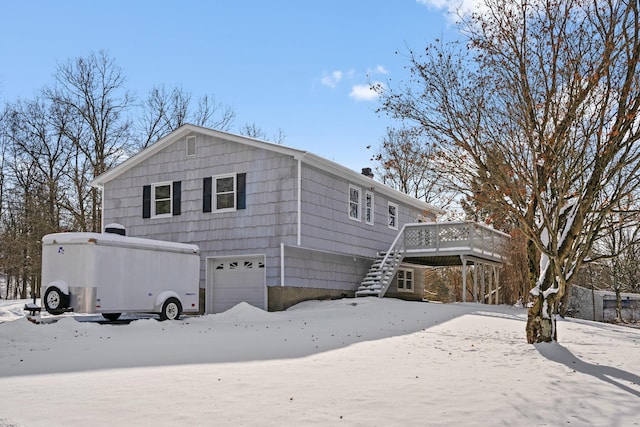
[355,290,380,297]
[357,242,405,297]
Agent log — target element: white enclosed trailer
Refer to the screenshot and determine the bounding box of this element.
[41,231,200,320]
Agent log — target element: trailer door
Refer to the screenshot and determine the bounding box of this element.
[206,255,266,314]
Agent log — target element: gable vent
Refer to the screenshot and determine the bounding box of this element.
[186,136,196,156]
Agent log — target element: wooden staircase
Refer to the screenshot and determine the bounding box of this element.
[355,249,405,297]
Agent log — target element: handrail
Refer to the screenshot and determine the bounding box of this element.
[377,224,407,297]
[402,221,508,261]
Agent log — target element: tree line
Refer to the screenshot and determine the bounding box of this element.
[0,50,281,300]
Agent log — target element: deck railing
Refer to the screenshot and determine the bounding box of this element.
[402,221,509,262]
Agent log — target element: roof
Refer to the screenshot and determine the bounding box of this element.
[91,124,445,215]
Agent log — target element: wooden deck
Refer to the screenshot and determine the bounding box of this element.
[359,221,510,302]
[401,221,509,267]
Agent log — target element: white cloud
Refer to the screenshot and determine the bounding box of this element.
[349,82,385,101]
[417,0,484,19]
[320,70,343,88]
[367,65,389,75]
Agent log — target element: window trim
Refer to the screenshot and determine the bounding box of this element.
[152,181,173,218]
[397,268,414,293]
[388,202,398,230]
[365,191,374,225]
[349,184,361,221]
[214,173,237,212]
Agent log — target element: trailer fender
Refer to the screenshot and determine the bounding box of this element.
[45,280,69,295]
[154,291,182,313]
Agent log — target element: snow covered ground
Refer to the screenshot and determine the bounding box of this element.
[1,297,639,427]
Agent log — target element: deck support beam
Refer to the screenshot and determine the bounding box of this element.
[494,266,500,304]
[461,256,468,302]
[473,264,478,303]
[480,263,486,303]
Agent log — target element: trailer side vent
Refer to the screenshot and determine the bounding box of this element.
[104,223,126,236]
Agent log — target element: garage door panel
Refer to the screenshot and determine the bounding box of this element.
[207,256,265,314]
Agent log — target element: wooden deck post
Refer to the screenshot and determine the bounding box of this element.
[473,263,478,303]
[494,266,500,304]
[480,263,486,303]
[488,264,493,305]
[461,256,467,303]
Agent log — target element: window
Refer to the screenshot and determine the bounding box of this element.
[203,173,247,213]
[398,268,414,292]
[216,175,236,211]
[349,185,361,221]
[365,191,374,225]
[142,181,181,218]
[153,183,172,216]
[186,136,196,156]
[388,202,398,230]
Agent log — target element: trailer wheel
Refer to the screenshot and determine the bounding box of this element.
[43,287,68,315]
[160,298,182,321]
[102,313,121,321]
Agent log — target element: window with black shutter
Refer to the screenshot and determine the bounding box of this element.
[142,181,181,218]
[202,173,246,212]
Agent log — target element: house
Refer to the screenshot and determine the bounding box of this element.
[567,284,640,322]
[92,124,444,314]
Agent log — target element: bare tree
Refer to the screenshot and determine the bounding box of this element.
[374,126,458,211]
[46,50,133,232]
[0,105,7,230]
[194,94,235,131]
[5,97,72,231]
[138,85,236,149]
[378,0,640,342]
[1,140,50,299]
[239,123,286,144]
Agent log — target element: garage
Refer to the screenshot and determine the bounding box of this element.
[206,255,266,314]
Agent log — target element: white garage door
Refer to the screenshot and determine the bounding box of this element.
[206,255,266,314]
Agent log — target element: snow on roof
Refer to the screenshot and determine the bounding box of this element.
[42,232,200,254]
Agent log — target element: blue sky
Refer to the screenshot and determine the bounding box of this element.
[0,0,461,173]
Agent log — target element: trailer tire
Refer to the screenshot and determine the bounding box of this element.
[43,286,69,315]
[102,313,121,321]
[160,298,182,321]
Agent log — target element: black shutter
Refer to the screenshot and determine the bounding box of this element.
[203,177,212,213]
[142,185,151,218]
[237,173,246,210]
[172,181,181,216]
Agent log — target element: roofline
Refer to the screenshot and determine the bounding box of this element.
[297,152,445,214]
[91,124,306,187]
[91,123,445,215]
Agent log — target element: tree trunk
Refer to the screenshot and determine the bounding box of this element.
[526,295,558,343]
[526,257,562,343]
[615,289,622,323]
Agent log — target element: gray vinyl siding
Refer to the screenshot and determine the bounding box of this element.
[101,133,299,290]
[300,164,425,257]
[283,245,371,291]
